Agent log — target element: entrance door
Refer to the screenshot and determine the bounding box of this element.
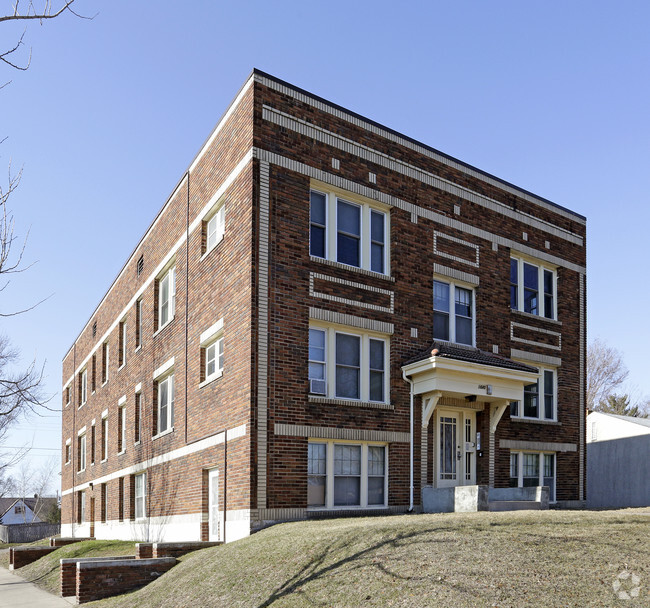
[438,412,460,487]
[437,410,476,487]
[208,469,221,542]
[89,497,95,537]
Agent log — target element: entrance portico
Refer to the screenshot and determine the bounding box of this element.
[402,342,538,494]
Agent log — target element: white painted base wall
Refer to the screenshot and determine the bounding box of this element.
[62,510,251,544]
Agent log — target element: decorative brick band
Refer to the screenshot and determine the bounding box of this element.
[274,423,410,443]
[511,322,562,351]
[309,307,394,335]
[310,273,395,314]
[310,256,395,282]
[433,264,480,286]
[433,232,480,267]
[499,439,577,452]
[262,105,583,245]
[255,74,585,226]
[308,396,394,410]
[255,149,586,275]
[510,349,562,367]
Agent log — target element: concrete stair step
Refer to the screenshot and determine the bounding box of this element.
[488,500,542,512]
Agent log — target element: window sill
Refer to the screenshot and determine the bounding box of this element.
[65,462,70,466]
[118,450,126,456]
[118,364,126,372]
[307,505,388,512]
[101,458,107,464]
[511,417,561,426]
[134,441,141,447]
[77,469,86,475]
[153,317,175,339]
[200,238,224,262]
[102,381,108,388]
[511,309,562,326]
[153,427,174,441]
[310,256,394,282]
[135,345,142,353]
[308,396,394,410]
[79,403,86,409]
[199,371,223,389]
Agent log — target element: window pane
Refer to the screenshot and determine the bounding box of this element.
[524,382,539,417]
[544,294,554,319]
[543,269,553,295]
[456,317,472,345]
[544,370,554,419]
[455,287,471,318]
[371,242,384,274]
[336,367,359,399]
[369,339,384,370]
[207,215,217,250]
[310,191,326,225]
[334,445,361,475]
[433,281,450,312]
[510,259,518,284]
[309,362,325,381]
[433,313,449,341]
[308,477,326,507]
[334,477,360,506]
[510,453,519,478]
[510,401,520,417]
[337,233,360,266]
[371,211,384,244]
[310,225,326,258]
[337,201,360,235]
[367,477,385,505]
[309,329,326,361]
[369,371,384,402]
[524,263,538,290]
[206,343,216,377]
[368,446,385,476]
[217,338,224,372]
[523,453,539,487]
[308,444,327,475]
[336,334,360,367]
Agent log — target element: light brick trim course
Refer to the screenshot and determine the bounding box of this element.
[309,307,394,334]
[499,439,577,452]
[274,423,410,443]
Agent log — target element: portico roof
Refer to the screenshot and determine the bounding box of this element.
[402,342,539,404]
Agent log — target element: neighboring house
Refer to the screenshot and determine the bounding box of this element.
[587,411,650,508]
[61,69,587,543]
[0,497,57,525]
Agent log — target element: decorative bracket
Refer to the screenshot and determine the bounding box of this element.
[489,400,510,434]
[422,391,443,427]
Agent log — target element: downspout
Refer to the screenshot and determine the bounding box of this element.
[184,171,190,445]
[402,369,414,512]
[72,344,76,538]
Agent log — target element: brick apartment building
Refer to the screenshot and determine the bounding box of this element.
[61,69,587,543]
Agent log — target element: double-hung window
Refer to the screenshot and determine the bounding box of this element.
[135,299,143,349]
[200,319,224,385]
[77,432,86,472]
[101,414,108,462]
[135,472,147,519]
[158,266,176,330]
[102,342,109,384]
[118,321,127,368]
[511,256,556,319]
[79,369,87,407]
[118,404,127,453]
[156,374,174,434]
[205,205,225,254]
[309,325,389,404]
[510,367,556,421]
[510,452,556,502]
[307,441,387,509]
[309,187,389,275]
[433,280,474,346]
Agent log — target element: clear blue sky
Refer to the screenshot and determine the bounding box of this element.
[2,0,649,489]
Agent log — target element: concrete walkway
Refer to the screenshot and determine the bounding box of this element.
[0,566,73,607]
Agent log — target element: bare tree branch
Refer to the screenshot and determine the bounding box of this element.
[586,338,629,411]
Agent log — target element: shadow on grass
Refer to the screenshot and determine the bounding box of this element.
[256,530,454,607]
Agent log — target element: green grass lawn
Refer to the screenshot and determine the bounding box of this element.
[79,508,649,608]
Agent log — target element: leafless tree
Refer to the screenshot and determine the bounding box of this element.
[14,457,57,521]
[586,338,629,411]
[0,1,90,473]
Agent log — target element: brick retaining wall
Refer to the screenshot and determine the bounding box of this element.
[60,556,136,597]
[9,546,57,569]
[50,536,93,547]
[75,557,176,604]
[152,541,222,558]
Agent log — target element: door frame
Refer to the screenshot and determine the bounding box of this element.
[436,409,476,487]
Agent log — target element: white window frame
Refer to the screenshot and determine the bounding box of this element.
[433,278,475,346]
[102,342,109,385]
[80,369,87,407]
[157,265,176,331]
[307,440,388,510]
[135,472,147,519]
[510,255,557,320]
[205,204,225,256]
[65,439,71,465]
[65,385,71,407]
[134,388,142,445]
[510,366,557,421]
[118,404,127,454]
[156,373,175,436]
[101,413,108,463]
[78,433,86,473]
[510,451,556,503]
[309,186,390,276]
[308,323,390,404]
[118,320,127,369]
[199,319,224,387]
[135,299,143,350]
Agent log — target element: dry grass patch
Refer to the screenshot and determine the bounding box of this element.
[88,509,649,608]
